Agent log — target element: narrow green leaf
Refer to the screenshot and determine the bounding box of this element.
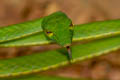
[0,18,43,42]
[1,20,120,47]
[0,35,120,77]
[0,32,51,47]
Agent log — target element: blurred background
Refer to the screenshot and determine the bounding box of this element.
[0,0,120,80]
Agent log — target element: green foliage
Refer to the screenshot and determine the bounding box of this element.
[0,35,120,78]
[0,20,120,47]
[0,18,43,42]
[0,13,120,79]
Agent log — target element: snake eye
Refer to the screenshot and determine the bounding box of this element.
[69,23,74,30]
[46,31,52,34]
[45,30,53,37]
[70,23,73,26]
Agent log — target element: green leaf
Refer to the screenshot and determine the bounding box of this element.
[0,35,120,77]
[0,18,43,43]
[0,20,120,47]
[0,18,120,79]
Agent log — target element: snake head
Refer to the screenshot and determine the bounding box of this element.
[42,11,73,47]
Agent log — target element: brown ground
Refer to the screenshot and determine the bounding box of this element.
[0,0,120,80]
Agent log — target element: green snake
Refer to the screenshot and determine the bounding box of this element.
[41,12,73,61]
[0,11,120,78]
